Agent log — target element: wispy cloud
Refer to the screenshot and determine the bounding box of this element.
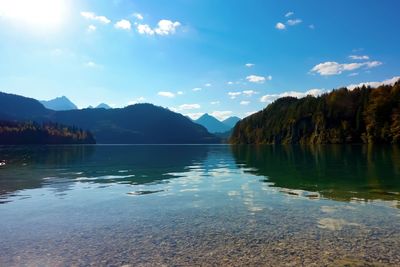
[349,55,370,60]
[285,11,294,18]
[245,111,258,117]
[172,103,201,112]
[260,89,325,103]
[205,83,212,87]
[158,91,175,98]
[287,19,302,26]
[245,63,255,68]
[85,61,102,68]
[185,113,204,120]
[192,88,202,92]
[211,111,233,121]
[127,97,146,105]
[246,75,271,83]
[242,90,258,96]
[240,101,250,105]
[310,61,382,76]
[80,11,111,24]
[87,25,96,32]
[114,19,131,30]
[228,92,242,99]
[132,13,143,20]
[347,76,400,90]
[210,101,220,105]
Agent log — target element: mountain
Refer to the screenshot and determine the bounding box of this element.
[0,92,50,120]
[95,103,112,109]
[230,81,400,144]
[40,96,77,111]
[222,116,241,128]
[0,92,220,144]
[195,113,231,133]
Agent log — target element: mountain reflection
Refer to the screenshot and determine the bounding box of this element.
[0,145,209,202]
[231,145,400,204]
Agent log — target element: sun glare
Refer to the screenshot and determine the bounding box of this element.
[0,0,66,29]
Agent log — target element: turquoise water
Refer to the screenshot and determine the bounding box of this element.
[0,145,400,266]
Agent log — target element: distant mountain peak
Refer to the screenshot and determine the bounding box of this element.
[95,103,112,109]
[195,113,231,134]
[40,96,77,111]
[222,116,241,128]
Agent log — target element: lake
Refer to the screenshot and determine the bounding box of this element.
[1,145,400,266]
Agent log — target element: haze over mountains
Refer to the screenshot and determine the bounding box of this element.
[40,96,77,111]
[40,96,113,111]
[39,95,241,134]
[194,114,240,133]
[0,92,220,144]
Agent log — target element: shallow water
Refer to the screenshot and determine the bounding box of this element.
[0,145,400,266]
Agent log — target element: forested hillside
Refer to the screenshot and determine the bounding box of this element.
[0,121,95,145]
[230,81,400,144]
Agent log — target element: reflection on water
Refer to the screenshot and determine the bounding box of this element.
[0,145,400,266]
[232,145,400,205]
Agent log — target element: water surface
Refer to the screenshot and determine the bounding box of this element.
[0,145,399,266]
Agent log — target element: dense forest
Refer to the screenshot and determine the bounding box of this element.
[0,121,95,145]
[230,81,400,144]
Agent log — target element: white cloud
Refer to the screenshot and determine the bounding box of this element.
[172,104,201,112]
[87,24,96,32]
[227,81,234,85]
[115,19,131,30]
[177,91,184,95]
[158,91,175,98]
[310,61,382,76]
[136,19,181,36]
[347,76,400,90]
[205,83,212,87]
[285,11,294,18]
[185,113,204,120]
[228,92,242,99]
[349,55,369,60]
[137,24,154,35]
[192,88,202,92]
[80,11,111,24]
[128,97,146,105]
[240,101,250,105]
[276,22,286,30]
[155,20,181,35]
[245,111,258,116]
[210,101,220,105]
[85,61,101,68]
[211,111,233,121]
[242,90,258,97]
[309,24,315,30]
[132,12,143,20]
[246,75,271,83]
[257,76,400,105]
[245,63,255,68]
[260,88,325,103]
[287,19,302,26]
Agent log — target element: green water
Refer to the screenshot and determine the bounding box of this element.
[0,145,399,266]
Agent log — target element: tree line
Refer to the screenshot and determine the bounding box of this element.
[230,81,400,144]
[0,121,95,144]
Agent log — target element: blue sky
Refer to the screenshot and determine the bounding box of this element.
[0,0,399,119]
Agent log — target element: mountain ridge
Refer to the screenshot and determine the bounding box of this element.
[0,92,220,144]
